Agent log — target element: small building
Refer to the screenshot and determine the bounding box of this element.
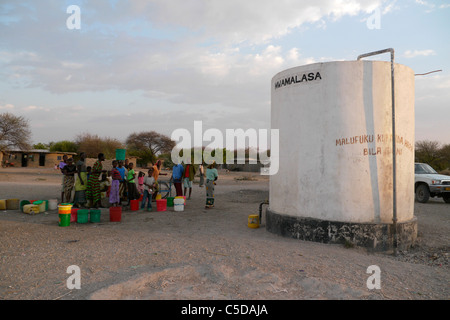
[1,149,77,168]
[223,157,264,172]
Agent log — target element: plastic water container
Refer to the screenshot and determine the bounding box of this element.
[59,214,70,227]
[34,200,46,213]
[58,203,72,214]
[48,199,58,211]
[174,198,184,212]
[167,197,174,207]
[109,206,122,222]
[70,208,79,223]
[156,199,167,212]
[77,209,89,224]
[0,200,6,210]
[90,209,101,223]
[23,204,39,214]
[248,215,260,229]
[130,199,139,211]
[6,199,19,210]
[20,200,30,211]
[116,149,126,161]
[175,196,186,205]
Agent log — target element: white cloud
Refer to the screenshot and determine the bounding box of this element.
[403,49,436,58]
[123,0,386,45]
[0,0,387,98]
[0,103,15,110]
[23,105,50,112]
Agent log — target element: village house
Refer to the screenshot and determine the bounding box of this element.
[0,149,77,168]
[1,149,142,171]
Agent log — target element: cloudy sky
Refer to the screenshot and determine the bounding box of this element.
[0,0,449,148]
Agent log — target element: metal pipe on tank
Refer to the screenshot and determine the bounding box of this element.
[357,48,398,255]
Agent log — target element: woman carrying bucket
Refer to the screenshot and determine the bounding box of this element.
[109,160,121,207]
[205,162,218,209]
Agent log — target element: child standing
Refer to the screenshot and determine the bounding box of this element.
[141,167,156,211]
[126,162,139,206]
[137,171,145,195]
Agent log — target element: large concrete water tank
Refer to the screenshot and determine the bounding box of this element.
[266,60,417,251]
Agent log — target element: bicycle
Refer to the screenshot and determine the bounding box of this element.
[156,176,173,199]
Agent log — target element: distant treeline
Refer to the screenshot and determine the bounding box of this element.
[415,140,450,173]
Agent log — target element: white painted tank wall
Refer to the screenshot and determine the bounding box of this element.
[270,61,415,224]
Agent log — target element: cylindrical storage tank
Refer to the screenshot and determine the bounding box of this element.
[267,60,417,251]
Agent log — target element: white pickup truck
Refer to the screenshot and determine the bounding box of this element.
[415,163,450,203]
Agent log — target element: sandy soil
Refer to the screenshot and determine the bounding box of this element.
[0,167,448,300]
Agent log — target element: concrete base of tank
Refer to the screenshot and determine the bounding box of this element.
[266,208,418,252]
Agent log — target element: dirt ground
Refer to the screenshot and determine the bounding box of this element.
[0,167,448,301]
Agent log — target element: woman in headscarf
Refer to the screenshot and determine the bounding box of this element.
[86,153,105,208]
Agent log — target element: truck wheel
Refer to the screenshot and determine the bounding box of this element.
[443,194,450,204]
[416,184,430,203]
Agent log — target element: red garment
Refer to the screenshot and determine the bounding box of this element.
[184,165,190,178]
[111,168,121,180]
[174,182,183,196]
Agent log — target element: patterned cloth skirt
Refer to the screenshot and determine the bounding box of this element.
[109,180,120,204]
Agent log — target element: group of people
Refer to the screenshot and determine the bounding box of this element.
[58,153,219,210]
[172,162,218,209]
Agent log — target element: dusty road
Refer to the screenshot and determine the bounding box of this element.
[0,167,448,301]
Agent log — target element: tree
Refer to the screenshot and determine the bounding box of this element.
[49,140,78,153]
[0,112,32,151]
[33,142,49,150]
[415,140,443,170]
[75,133,124,159]
[438,144,450,171]
[126,131,175,166]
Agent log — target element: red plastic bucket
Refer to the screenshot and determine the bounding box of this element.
[130,199,139,211]
[156,199,167,212]
[70,208,79,223]
[109,206,122,222]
